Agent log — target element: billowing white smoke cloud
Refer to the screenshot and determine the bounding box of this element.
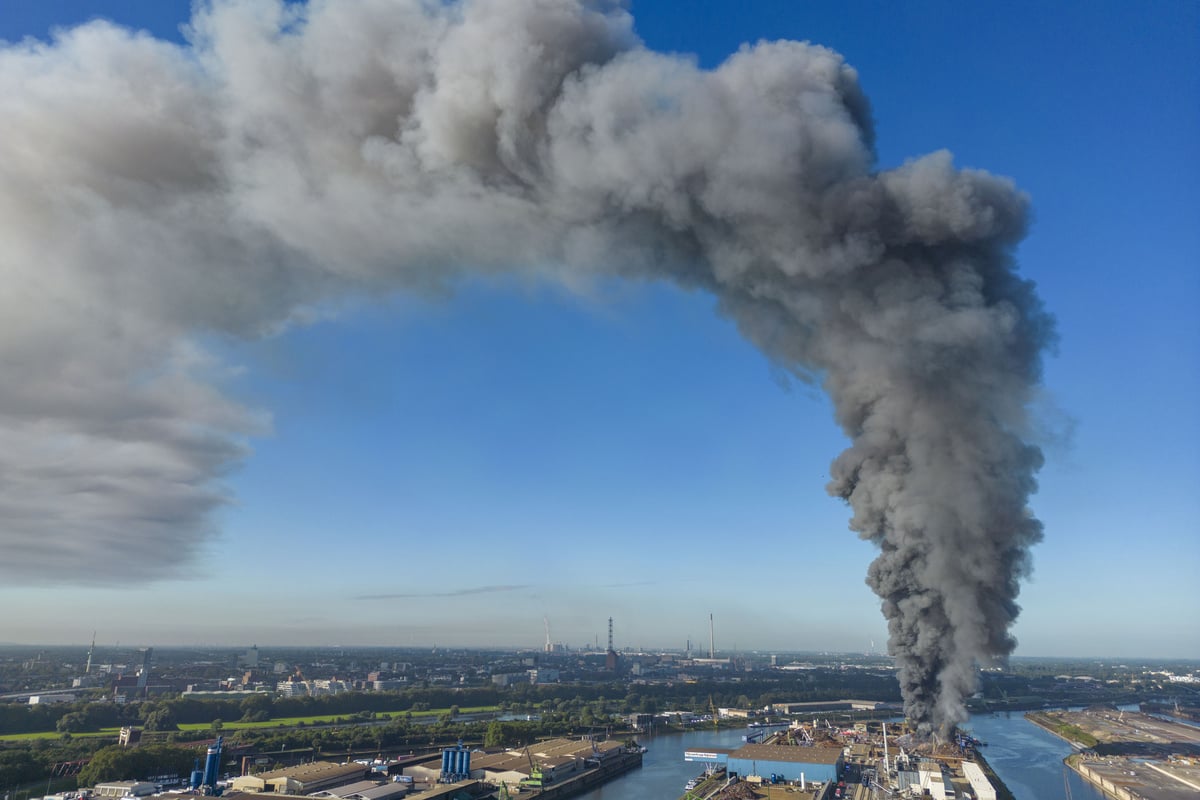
[0,0,1051,734]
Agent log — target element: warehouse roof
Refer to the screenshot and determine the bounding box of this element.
[256,762,369,784]
[311,781,382,797]
[345,784,409,800]
[730,745,842,765]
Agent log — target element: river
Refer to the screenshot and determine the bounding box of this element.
[569,714,1109,800]
[963,713,1105,800]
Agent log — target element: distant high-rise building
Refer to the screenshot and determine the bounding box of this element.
[136,648,152,690]
[241,645,259,668]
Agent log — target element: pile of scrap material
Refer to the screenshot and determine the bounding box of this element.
[712,782,758,800]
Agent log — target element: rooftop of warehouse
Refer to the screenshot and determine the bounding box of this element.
[256,761,369,781]
[730,744,842,764]
[311,780,382,797]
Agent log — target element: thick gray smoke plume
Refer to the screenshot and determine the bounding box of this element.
[0,0,1051,734]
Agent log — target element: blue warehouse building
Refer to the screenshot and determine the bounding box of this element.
[686,743,843,784]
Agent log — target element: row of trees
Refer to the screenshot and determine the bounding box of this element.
[76,744,198,788]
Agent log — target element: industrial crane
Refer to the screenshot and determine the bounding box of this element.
[519,746,548,789]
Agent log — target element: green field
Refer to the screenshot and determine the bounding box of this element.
[0,706,500,742]
[176,713,388,731]
[176,705,499,731]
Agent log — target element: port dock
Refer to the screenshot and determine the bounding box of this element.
[1028,708,1200,800]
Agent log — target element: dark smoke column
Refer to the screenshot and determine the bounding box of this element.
[574,40,1058,734]
[712,151,1053,739]
[813,162,1053,738]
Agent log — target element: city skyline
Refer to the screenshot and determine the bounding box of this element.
[0,1,1196,660]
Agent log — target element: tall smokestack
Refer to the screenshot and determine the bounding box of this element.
[709,614,715,660]
[883,722,890,776]
[0,0,1051,738]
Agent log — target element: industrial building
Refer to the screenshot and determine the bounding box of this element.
[896,759,956,800]
[310,781,408,800]
[768,699,896,714]
[961,761,997,800]
[342,784,409,800]
[462,738,628,786]
[229,762,369,795]
[685,743,843,784]
[728,744,842,783]
[93,783,157,798]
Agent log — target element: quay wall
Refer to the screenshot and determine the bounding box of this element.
[1067,757,1138,800]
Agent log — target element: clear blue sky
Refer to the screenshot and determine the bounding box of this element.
[0,0,1196,659]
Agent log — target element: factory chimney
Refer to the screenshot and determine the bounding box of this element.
[709,614,715,659]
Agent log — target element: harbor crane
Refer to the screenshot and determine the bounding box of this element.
[519,746,548,789]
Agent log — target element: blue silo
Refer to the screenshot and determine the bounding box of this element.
[202,736,223,791]
[439,741,471,782]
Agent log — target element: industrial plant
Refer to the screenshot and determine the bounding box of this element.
[678,717,998,800]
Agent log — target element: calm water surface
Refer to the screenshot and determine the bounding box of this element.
[574,726,748,800]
